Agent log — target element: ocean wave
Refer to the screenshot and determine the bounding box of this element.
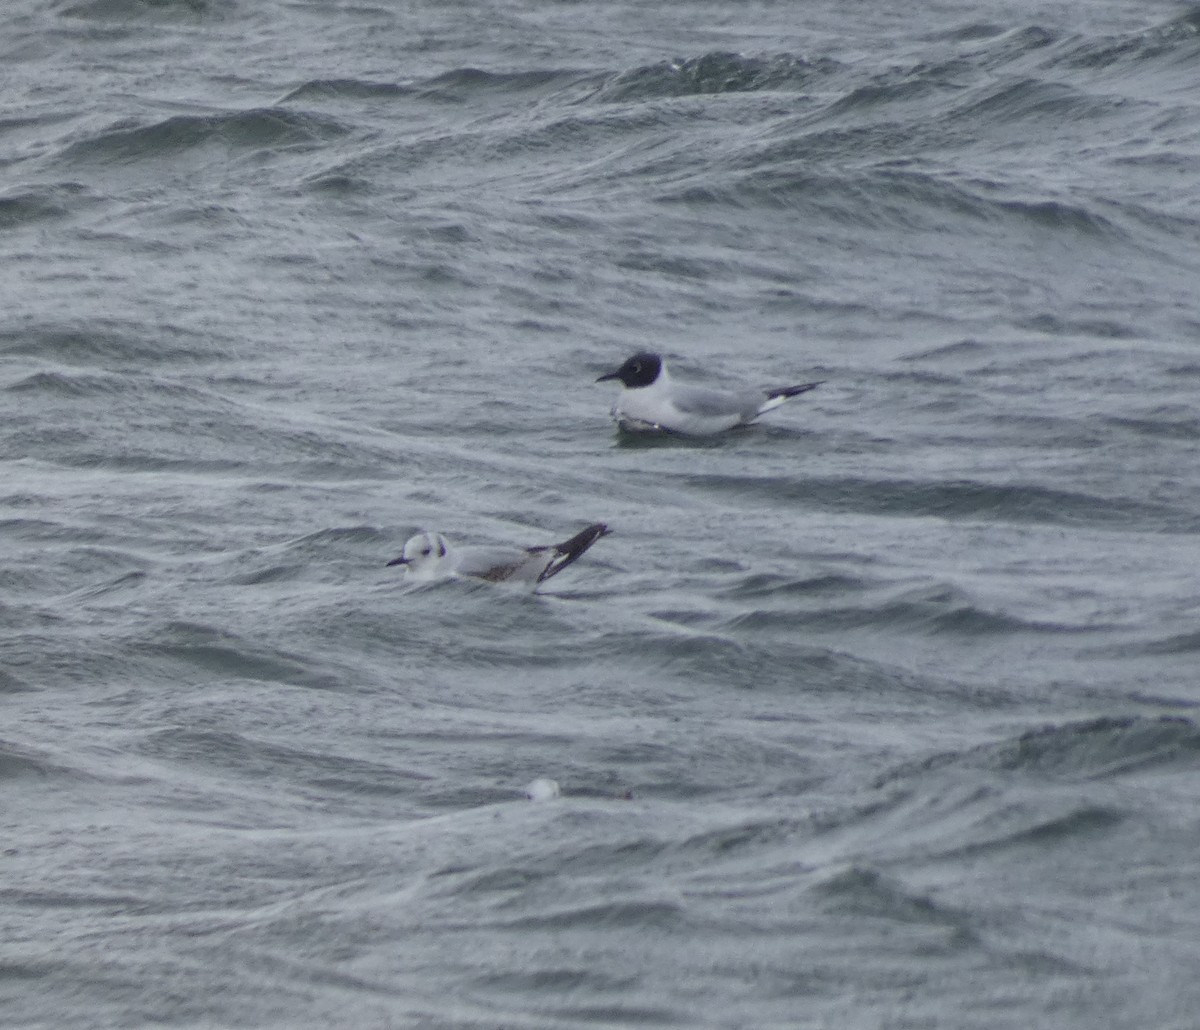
[130,620,341,690]
[570,26,1185,245]
[279,65,588,113]
[1103,412,1200,442]
[989,195,1121,236]
[813,864,977,937]
[1017,313,1138,338]
[594,51,835,102]
[0,182,93,229]
[138,725,429,796]
[58,108,348,166]
[473,966,641,998]
[722,582,1104,639]
[1123,629,1200,657]
[7,369,141,397]
[946,76,1129,128]
[488,897,686,932]
[221,526,389,587]
[58,0,234,21]
[1057,9,1200,72]
[720,571,868,600]
[0,741,76,781]
[278,78,419,104]
[931,798,1128,861]
[883,715,1200,785]
[678,472,1187,530]
[419,67,586,100]
[0,321,224,366]
[990,716,1200,778]
[819,716,1200,877]
[660,159,1124,238]
[0,666,34,694]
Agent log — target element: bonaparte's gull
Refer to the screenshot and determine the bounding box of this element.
[596,352,821,435]
[387,523,609,587]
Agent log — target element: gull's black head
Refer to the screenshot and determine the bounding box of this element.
[595,352,662,389]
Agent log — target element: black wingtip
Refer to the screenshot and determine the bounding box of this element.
[767,380,823,401]
[537,522,610,583]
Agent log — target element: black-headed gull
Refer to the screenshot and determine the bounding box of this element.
[596,352,821,435]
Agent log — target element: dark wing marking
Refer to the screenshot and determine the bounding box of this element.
[765,381,823,401]
[475,562,525,582]
[535,522,610,583]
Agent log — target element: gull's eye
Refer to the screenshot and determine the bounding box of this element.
[630,362,641,373]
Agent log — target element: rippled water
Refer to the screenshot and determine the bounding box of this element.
[4,1,1200,1027]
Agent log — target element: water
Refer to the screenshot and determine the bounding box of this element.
[3,1,1200,1026]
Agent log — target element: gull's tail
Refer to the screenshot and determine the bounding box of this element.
[758,380,823,415]
[534,523,610,583]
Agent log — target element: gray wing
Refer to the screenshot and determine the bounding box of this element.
[670,382,764,421]
[454,545,536,581]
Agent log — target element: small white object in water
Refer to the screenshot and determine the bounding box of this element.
[523,778,561,801]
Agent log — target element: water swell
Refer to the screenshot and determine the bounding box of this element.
[0,741,76,782]
[0,321,224,367]
[987,716,1200,779]
[677,472,1186,530]
[58,0,235,22]
[421,66,586,100]
[5,368,188,398]
[594,51,835,102]
[813,864,977,939]
[137,725,429,795]
[1131,630,1200,656]
[1058,9,1200,72]
[881,716,1200,785]
[2,4,1198,1026]
[578,24,1195,243]
[130,620,341,690]
[722,581,1108,639]
[0,182,94,229]
[946,76,1131,128]
[58,108,349,166]
[279,79,419,104]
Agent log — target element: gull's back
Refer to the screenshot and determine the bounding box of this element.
[669,381,765,422]
[453,545,544,583]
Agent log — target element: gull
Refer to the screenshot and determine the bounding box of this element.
[596,351,821,435]
[387,523,609,587]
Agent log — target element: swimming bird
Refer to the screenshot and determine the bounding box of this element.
[596,352,821,435]
[386,523,609,587]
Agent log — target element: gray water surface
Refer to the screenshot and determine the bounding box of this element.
[3,1,1200,1027]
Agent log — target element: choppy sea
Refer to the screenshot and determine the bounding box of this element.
[4,1,1200,1027]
